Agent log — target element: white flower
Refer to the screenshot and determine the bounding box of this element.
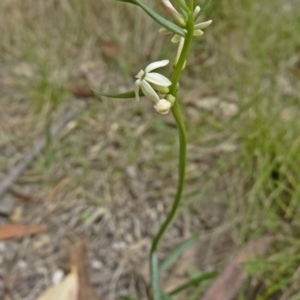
[154,99,172,114]
[159,6,212,66]
[135,60,172,103]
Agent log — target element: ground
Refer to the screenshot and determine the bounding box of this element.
[0,0,300,299]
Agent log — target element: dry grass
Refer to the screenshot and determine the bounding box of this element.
[0,0,300,299]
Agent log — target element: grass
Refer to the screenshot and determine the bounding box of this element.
[1,0,300,299]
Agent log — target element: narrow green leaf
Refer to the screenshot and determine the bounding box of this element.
[92,88,144,99]
[167,271,217,296]
[151,253,162,300]
[200,0,211,13]
[195,0,211,20]
[135,0,186,37]
[116,0,137,4]
[159,234,199,275]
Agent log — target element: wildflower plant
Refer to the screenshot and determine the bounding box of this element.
[94,0,214,298]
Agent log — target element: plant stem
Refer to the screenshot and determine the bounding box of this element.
[150,4,194,299]
[150,6,194,256]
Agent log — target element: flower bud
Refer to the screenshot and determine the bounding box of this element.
[154,99,172,114]
[165,94,176,106]
[193,6,201,20]
[173,37,185,68]
[193,29,204,36]
[161,0,187,27]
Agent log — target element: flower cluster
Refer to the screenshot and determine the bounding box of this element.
[133,5,211,114]
[159,5,212,66]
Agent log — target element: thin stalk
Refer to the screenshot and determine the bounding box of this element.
[150,4,194,299]
[150,6,194,256]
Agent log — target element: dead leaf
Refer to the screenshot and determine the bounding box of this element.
[201,235,274,300]
[36,238,101,300]
[36,268,78,300]
[98,38,122,60]
[68,238,101,300]
[0,224,47,240]
[69,75,94,98]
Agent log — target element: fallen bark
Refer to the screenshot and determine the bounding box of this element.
[201,235,274,300]
[0,223,47,240]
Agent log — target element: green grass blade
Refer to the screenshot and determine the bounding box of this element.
[151,252,162,300]
[136,0,186,37]
[159,234,199,275]
[116,0,138,4]
[92,88,143,99]
[195,0,211,20]
[168,271,217,296]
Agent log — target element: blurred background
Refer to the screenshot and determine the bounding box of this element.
[0,0,300,299]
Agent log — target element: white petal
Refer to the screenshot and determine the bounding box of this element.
[135,79,141,102]
[154,99,171,114]
[159,28,171,35]
[171,34,181,43]
[140,80,160,103]
[194,20,212,30]
[193,29,204,36]
[145,73,171,87]
[145,60,169,73]
[193,6,201,19]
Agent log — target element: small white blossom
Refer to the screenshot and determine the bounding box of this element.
[135,60,172,103]
[159,6,212,67]
[154,99,172,114]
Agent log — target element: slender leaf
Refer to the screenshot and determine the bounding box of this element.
[159,234,199,275]
[135,0,186,37]
[92,88,144,99]
[116,0,138,4]
[151,253,161,300]
[195,0,211,21]
[167,271,217,296]
[200,0,211,13]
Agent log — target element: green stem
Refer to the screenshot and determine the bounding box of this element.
[150,6,194,257]
[150,5,194,299]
